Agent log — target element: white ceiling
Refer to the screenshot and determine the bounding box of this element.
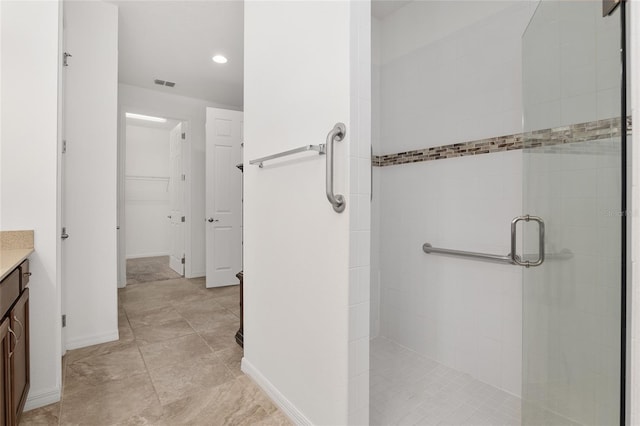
[372,0,412,19]
[113,0,244,107]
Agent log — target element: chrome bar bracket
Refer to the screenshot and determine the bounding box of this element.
[326,123,346,213]
[249,144,326,168]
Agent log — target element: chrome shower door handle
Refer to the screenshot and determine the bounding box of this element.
[511,215,545,267]
[325,123,346,213]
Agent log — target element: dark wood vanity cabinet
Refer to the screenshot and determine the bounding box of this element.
[0,260,30,425]
[10,289,29,423]
[0,318,11,426]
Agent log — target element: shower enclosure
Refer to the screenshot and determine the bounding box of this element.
[370,1,626,425]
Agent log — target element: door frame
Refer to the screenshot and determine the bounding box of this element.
[117,106,193,287]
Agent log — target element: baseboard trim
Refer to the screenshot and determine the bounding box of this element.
[241,358,312,425]
[65,330,119,351]
[24,386,61,411]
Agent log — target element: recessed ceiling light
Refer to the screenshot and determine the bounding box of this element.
[212,55,228,64]
[125,112,167,123]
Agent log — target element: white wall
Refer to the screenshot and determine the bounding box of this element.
[63,0,119,350]
[373,2,535,396]
[118,84,240,278]
[243,1,368,424]
[125,124,170,258]
[0,0,63,409]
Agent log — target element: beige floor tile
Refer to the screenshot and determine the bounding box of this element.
[172,296,226,315]
[64,338,136,365]
[138,333,212,371]
[159,376,271,425]
[64,342,147,396]
[206,284,240,299]
[214,294,241,317]
[147,352,235,405]
[257,410,295,425]
[118,317,135,343]
[121,295,172,314]
[20,402,60,425]
[51,274,290,425]
[216,345,244,377]
[126,256,181,285]
[132,318,195,346]
[199,328,239,353]
[236,376,279,416]
[175,301,239,333]
[60,372,162,425]
[126,305,184,330]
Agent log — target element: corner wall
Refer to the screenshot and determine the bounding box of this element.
[243,1,369,423]
[0,0,63,409]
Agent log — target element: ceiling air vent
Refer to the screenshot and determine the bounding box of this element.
[153,79,176,87]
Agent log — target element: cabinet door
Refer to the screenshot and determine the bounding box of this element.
[0,318,10,426]
[10,289,28,424]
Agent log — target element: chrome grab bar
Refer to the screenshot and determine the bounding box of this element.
[249,144,326,168]
[423,215,556,267]
[422,243,516,265]
[511,215,544,267]
[326,123,346,213]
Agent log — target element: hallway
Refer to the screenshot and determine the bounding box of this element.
[21,277,290,425]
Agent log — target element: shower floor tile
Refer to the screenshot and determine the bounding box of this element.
[370,338,521,426]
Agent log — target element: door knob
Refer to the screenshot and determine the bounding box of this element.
[207,218,219,223]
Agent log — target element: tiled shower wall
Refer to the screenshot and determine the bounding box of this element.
[372,2,537,396]
[373,0,628,404]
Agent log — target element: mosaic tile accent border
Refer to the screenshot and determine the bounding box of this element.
[373,117,632,167]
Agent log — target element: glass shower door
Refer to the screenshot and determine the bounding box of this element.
[521,2,624,425]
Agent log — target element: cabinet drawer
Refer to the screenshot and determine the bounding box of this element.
[18,260,30,290]
[0,271,19,319]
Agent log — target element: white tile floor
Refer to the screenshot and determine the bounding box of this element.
[370,338,521,426]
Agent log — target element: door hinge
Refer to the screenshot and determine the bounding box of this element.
[181,132,186,140]
[181,216,185,222]
[62,315,66,328]
[63,52,72,67]
[62,140,67,154]
[181,257,185,265]
[181,174,186,181]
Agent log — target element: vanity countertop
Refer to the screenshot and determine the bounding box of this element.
[0,230,34,281]
[0,249,34,281]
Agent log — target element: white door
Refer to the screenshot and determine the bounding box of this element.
[205,108,243,288]
[168,123,185,275]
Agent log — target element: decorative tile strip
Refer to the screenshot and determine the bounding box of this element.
[373,117,632,167]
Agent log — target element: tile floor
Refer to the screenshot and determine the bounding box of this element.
[370,338,521,426]
[21,276,292,425]
[126,256,182,285]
